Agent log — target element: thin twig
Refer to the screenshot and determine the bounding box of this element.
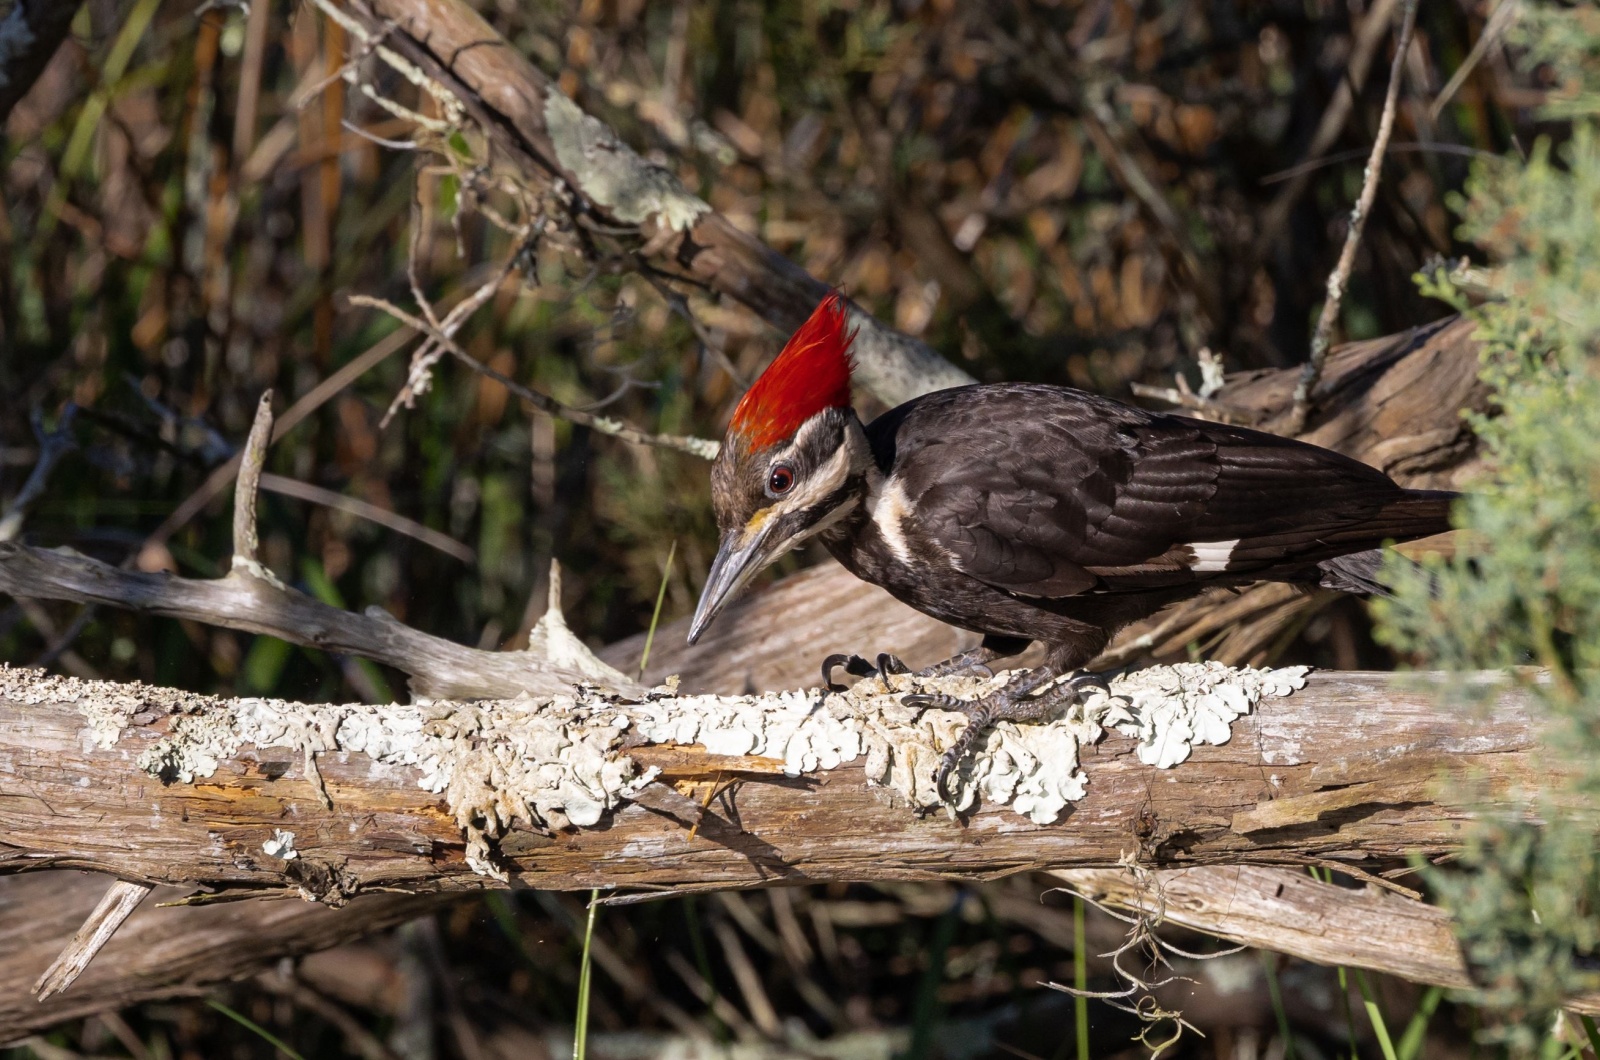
[1255,0,1404,257]
[381,229,526,426]
[34,879,154,1000]
[1127,383,1252,425]
[340,117,417,151]
[1260,141,1497,185]
[639,270,746,386]
[1430,0,1521,120]
[144,324,416,550]
[1285,0,1418,436]
[259,473,475,563]
[351,294,720,459]
[0,405,79,543]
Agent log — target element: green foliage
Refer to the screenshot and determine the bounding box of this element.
[1374,6,1600,1045]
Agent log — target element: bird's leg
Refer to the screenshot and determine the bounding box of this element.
[904,667,1112,800]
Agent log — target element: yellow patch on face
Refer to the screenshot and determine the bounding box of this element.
[744,507,776,535]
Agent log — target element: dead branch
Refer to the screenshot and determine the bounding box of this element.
[0,872,455,1039]
[308,0,975,410]
[1053,866,1473,992]
[0,392,640,703]
[0,404,77,542]
[32,880,152,1001]
[0,659,1554,1038]
[1286,0,1420,434]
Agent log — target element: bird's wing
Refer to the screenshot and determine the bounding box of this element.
[883,385,1413,598]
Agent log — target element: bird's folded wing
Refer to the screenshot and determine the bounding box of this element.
[908,413,1410,598]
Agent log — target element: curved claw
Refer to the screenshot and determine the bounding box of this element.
[1060,670,1112,697]
[877,653,910,677]
[822,652,890,692]
[821,653,852,692]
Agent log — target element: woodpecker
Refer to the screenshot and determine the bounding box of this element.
[689,293,1456,792]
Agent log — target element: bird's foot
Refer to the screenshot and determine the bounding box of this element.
[822,652,911,693]
[904,668,1112,802]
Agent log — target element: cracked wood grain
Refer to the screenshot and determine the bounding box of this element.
[0,668,1542,895]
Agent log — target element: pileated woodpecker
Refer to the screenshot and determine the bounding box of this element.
[690,293,1456,790]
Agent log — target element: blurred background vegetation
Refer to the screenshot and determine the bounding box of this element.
[0,0,1590,1055]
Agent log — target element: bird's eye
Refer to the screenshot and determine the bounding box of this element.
[767,464,796,496]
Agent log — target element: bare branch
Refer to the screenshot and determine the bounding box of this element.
[350,294,721,459]
[1430,0,1521,121]
[259,473,475,564]
[0,541,640,700]
[230,392,274,575]
[0,405,78,543]
[1286,0,1420,435]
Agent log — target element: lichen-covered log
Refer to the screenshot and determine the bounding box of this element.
[0,663,1540,900]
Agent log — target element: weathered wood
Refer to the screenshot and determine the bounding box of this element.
[0,541,636,703]
[1055,866,1470,991]
[0,666,1540,895]
[0,871,454,1037]
[1052,866,1600,1015]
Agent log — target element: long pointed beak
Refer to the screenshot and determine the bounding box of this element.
[689,522,778,644]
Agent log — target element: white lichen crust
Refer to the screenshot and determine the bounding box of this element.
[544,91,710,232]
[3,658,1307,882]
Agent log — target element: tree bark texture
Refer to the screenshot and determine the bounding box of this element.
[0,666,1540,894]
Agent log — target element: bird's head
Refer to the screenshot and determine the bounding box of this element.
[689,292,872,643]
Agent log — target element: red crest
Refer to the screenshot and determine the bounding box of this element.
[728,292,856,451]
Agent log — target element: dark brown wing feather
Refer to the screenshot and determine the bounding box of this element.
[866,383,1452,599]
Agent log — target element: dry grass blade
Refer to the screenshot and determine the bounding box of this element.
[259,473,475,563]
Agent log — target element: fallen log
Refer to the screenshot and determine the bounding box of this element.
[0,663,1539,897]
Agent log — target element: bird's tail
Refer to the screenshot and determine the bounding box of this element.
[1317,489,1459,595]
